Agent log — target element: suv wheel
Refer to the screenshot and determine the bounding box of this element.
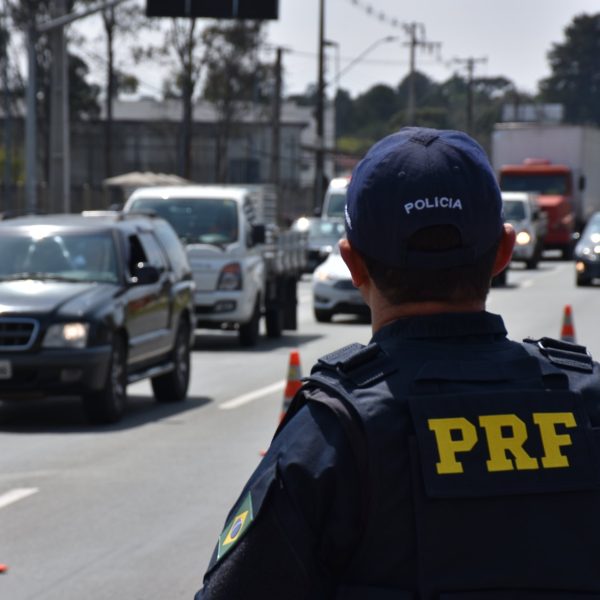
[152,320,191,403]
[83,335,127,424]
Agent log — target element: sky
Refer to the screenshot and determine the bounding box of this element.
[74,0,600,100]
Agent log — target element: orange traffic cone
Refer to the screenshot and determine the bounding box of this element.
[259,350,304,457]
[280,350,303,423]
[560,305,576,343]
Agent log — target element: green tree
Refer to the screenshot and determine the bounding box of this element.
[539,13,600,125]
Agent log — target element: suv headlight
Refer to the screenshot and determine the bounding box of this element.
[516,230,531,245]
[43,323,90,348]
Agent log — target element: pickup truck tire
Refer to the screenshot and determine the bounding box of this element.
[83,335,127,424]
[314,308,333,323]
[283,277,298,330]
[239,299,260,347]
[151,320,191,403]
[265,306,283,338]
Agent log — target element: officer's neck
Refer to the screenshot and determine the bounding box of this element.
[370,298,486,334]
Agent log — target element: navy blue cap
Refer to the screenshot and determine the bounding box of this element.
[345,127,503,268]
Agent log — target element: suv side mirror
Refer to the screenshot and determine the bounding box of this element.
[579,175,586,191]
[132,263,160,285]
[251,224,266,246]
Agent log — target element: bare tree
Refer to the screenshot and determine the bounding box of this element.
[167,18,203,179]
[202,20,268,183]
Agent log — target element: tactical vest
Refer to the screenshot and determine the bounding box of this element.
[278,336,600,600]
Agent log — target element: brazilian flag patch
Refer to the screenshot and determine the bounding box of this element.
[217,492,254,560]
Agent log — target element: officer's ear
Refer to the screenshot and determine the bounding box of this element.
[491,223,516,276]
[339,238,370,288]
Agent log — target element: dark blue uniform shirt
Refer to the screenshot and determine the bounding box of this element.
[196,311,600,599]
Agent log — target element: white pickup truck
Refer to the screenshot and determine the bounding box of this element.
[124,185,306,346]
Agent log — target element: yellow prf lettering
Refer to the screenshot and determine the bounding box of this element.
[478,414,539,472]
[428,417,477,474]
[533,412,576,468]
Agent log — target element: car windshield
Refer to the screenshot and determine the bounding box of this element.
[503,200,527,221]
[0,230,119,283]
[501,174,569,195]
[311,220,345,238]
[129,197,239,245]
[325,192,347,218]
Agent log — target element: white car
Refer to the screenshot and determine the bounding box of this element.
[312,243,370,323]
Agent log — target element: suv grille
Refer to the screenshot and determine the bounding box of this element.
[0,318,38,350]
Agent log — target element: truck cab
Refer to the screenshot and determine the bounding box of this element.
[321,176,350,222]
[499,159,575,258]
[124,185,302,347]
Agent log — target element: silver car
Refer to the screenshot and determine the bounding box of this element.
[312,243,370,323]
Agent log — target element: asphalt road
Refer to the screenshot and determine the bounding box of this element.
[1,258,597,600]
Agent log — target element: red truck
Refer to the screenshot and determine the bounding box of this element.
[492,124,600,259]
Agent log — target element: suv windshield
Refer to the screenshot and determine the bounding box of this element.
[0,231,119,283]
[129,197,239,245]
[501,174,569,195]
[503,200,527,221]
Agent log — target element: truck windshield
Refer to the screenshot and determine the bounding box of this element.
[502,200,527,221]
[501,174,568,195]
[0,231,119,283]
[129,198,239,245]
[324,192,346,219]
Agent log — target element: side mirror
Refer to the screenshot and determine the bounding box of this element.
[313,206,322,217]
[579,175,586,191]
[132,263,160,285]
[251,224,266,246]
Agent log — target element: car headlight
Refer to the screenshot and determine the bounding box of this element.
[516,231,531,245]
[315,269,337,282]
[43,323,89,348]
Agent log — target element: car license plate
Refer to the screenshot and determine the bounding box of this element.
[0,360,12,379]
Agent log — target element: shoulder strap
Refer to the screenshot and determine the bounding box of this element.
[523,336,594,373]
[274,381,370,554]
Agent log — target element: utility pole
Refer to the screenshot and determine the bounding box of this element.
[49,0,70,214]
[314,0,325,213]
[454,56,487,134]
[403,23,440,125]
[0,2,12,211]
[324,39,339,175]
[271,46,282,223]
[104,6,116,179]
[24,0,131,214]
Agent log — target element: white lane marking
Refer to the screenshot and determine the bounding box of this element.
[219,381,285,410]
[0,488,38,510]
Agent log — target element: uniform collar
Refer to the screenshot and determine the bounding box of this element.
[371,311,507,343]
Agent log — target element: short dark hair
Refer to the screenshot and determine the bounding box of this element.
[359,225,500,305]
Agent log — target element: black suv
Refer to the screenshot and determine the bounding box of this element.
[0,212,195,424]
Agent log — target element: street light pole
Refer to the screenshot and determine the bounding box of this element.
[324,39,339,175]
[313,0,325,213]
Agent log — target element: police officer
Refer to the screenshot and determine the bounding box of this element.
[195,127,600,599]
